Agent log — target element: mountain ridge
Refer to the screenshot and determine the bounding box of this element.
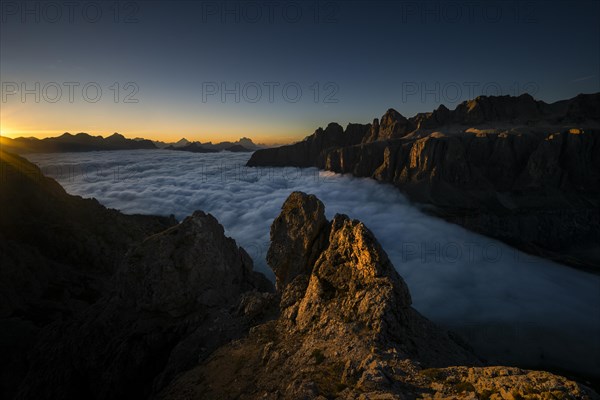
[0,132,156,153]
[247,93,600,270]
[0,134,266,154]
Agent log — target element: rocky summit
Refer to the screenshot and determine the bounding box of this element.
[158,192,598,400]
[246,93,600,270]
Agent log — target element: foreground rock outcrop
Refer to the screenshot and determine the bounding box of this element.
[247,93,600,270]
[16,212,273,400]
[0,150,178,398]
[0,151,274,399]
[159,192,598,400]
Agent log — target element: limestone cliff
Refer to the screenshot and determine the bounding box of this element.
[246,93,600,270]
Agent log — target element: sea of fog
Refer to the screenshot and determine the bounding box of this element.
[27,150,600,379]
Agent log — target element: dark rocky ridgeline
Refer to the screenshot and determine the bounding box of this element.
[247,93,600,270]
[246,122,371,167]
[0,151,274,399]
[0,132,157,153]
[157,137,263,152]
[0,150,174,398]
[224,144,253,152]
[0,150,177,322]
[166,142,219,153]
[158,192,598,399]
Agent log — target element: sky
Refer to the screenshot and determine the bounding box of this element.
[1,0,599,144]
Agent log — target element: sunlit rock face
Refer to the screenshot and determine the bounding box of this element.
[277,197,413,339]
[272,192,477,367]
[158,192,598,400]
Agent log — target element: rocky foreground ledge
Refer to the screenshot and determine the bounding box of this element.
[1,151,597,399]
[158,192,598,400]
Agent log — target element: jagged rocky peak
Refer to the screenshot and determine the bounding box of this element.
[379,108,413,138]
[436,103,450,112]
[267,192,413,306]
[343,122,371,144]
[269,192,472,364]
[381,107,404,123]
[325,121,344,133]
[119,210,272,316]
[311,122,342,136]
[363,107,414,142]
[267,192,328,290]
[453,93,543,124]
[372,117,380,130]
[432,103,451,121]
[565,92,600,121]
[412,103,453,130]
[287,212,413,339]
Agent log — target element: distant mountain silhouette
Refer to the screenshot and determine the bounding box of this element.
[0,132,156,153]
[166,142,219,153]
[153,138,191,148]
[0,133,266,154]
[155,137,263,152]
[223,144,252,152]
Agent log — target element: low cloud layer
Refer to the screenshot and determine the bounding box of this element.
[29,150,600,377]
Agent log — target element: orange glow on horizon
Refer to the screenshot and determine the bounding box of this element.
[0,127,303,146]
[0,99,316,146]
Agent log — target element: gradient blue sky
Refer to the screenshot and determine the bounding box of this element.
[1,0,599,143]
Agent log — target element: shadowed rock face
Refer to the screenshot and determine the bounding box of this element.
[158,192,598,400]
[117,211,270,316]
[167,142,219,152]
[267,192,328,290]
[0,151,275,400]
[247,122,370,168]
[0,150,177,323]
[15,211,273,400]
[247,93,600,270]
[0,151,177,399]
[362,108,415,143]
